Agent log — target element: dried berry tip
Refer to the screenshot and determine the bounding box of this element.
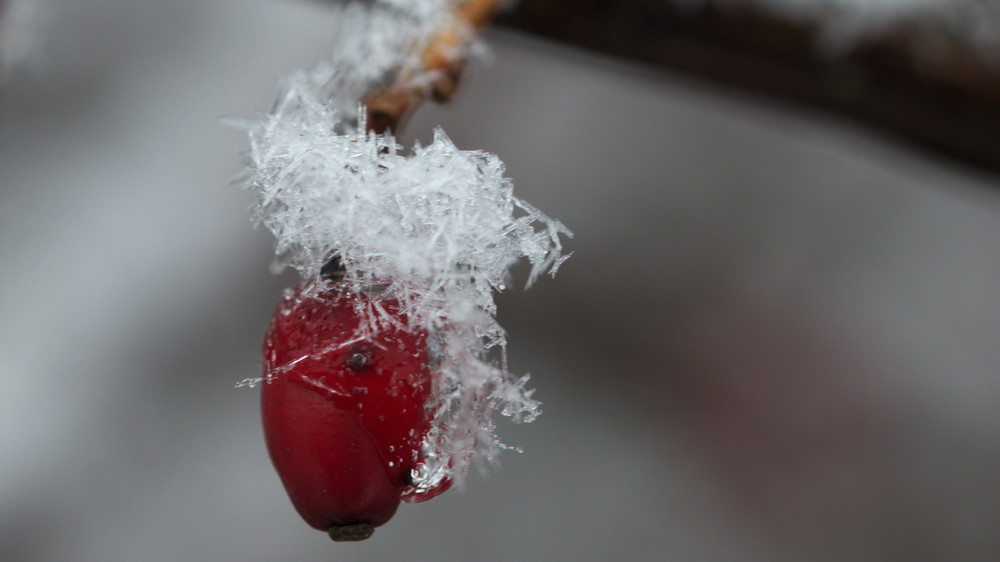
[328,523,375,542]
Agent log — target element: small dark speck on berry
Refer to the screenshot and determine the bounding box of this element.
[347,346,373,372]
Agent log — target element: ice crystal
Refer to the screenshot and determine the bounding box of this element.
[238,0,570,489]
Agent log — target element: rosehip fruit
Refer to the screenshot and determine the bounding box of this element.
[261,283,450,541]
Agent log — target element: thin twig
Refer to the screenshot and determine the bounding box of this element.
[363,0,505,134]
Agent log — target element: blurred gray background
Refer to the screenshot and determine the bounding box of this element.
[2,1,999,560]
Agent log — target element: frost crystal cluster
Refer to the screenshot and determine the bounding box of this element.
[240,0,570,489]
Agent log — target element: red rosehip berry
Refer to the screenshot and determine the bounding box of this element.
[261,283,450,541]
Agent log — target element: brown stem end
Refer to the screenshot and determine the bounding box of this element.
[328,523,375,542]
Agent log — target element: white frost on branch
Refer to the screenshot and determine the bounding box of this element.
[237,0,571,491]
[280,1,445,126]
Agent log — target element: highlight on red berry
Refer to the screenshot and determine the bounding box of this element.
[260,281,452,540]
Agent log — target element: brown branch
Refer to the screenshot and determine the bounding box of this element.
[498,0,1000,179]
[363,0,505,134]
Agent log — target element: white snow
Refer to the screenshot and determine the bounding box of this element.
[238,0,571,490]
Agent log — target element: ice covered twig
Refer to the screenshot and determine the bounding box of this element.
[363,0,505,134]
